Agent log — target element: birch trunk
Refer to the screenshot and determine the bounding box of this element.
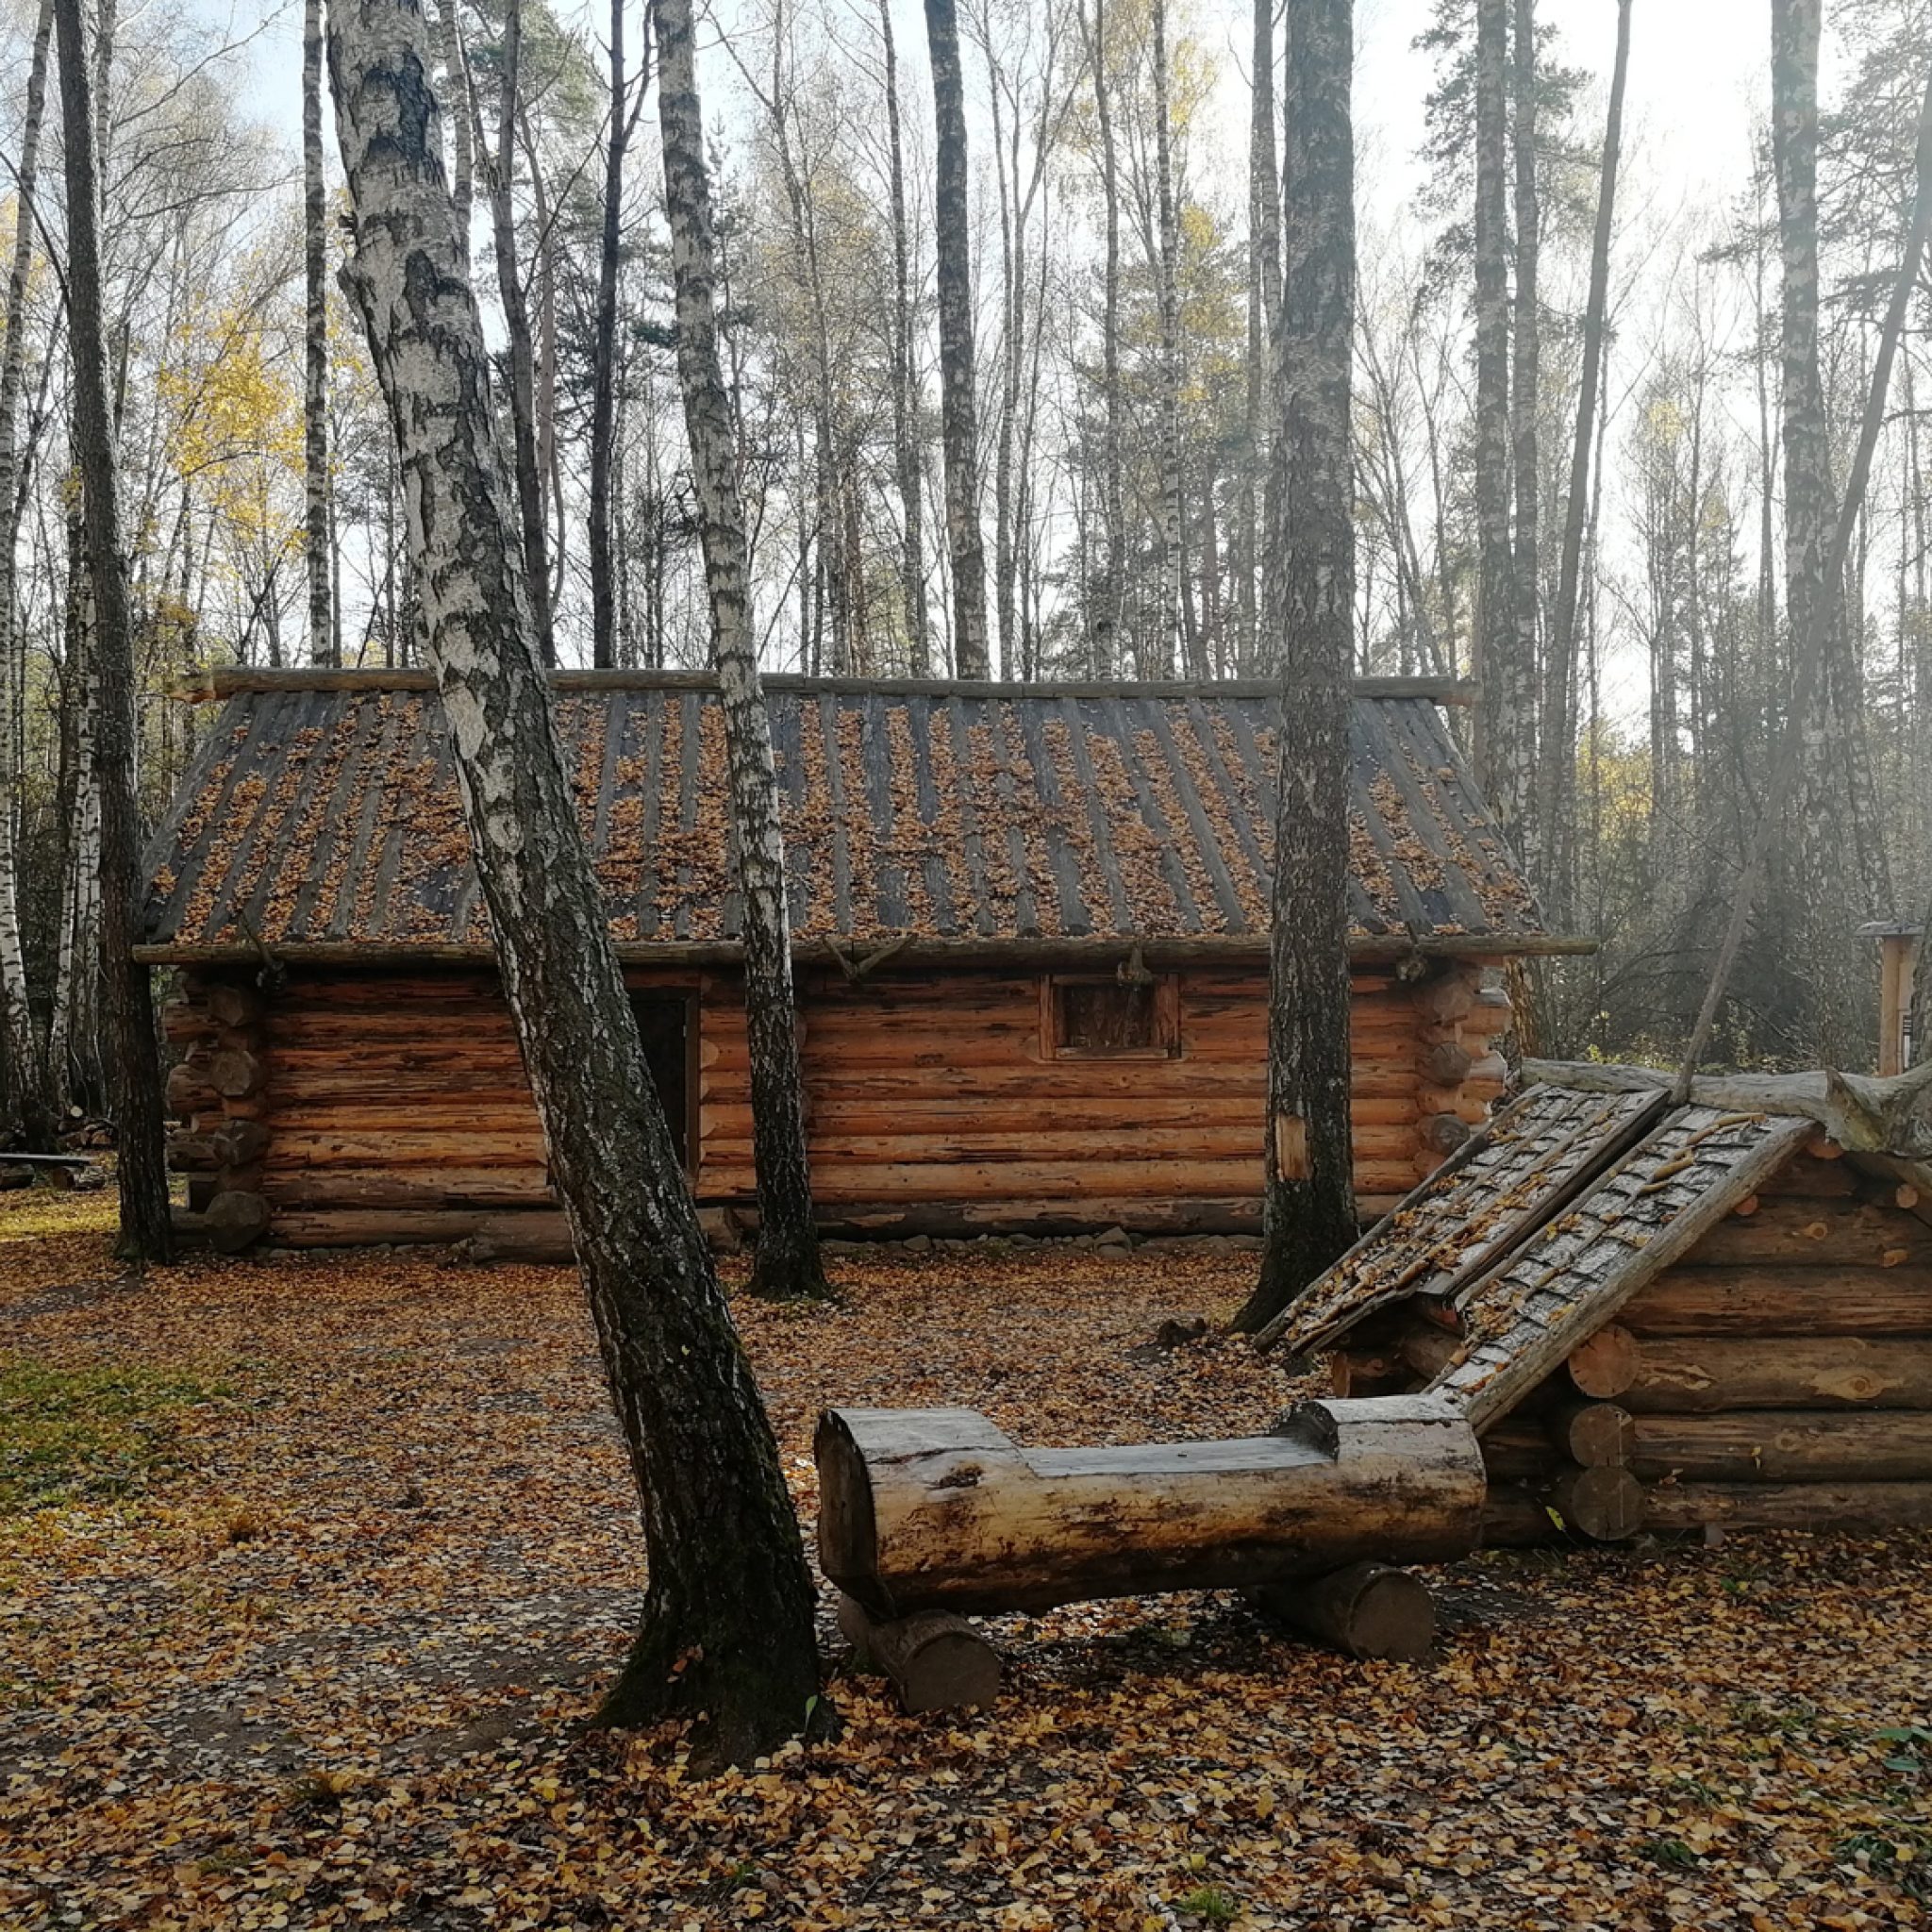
[54,0,171,1260]
[436,0,472,269]
[1541,0,1628,926]
[1081,0,1124,678]
[924,0,989,676]
[1151,0,1183,680]
[0,0,53,1147]
[655,0,826,1304]
[1232,0,1357,1334]
[879,0,927,674]
[303,0,334,666]
[1472,0,1525,843]
[486,0,555,667]
[1509,0,1540,868]
[326,0,823,1763]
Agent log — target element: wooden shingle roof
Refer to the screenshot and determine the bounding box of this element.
[138,672,1560,960]
[1261,1080,1823,1428]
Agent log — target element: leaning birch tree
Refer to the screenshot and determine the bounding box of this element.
[654,0,827,1304]
[1232,0,1357,1334]
[303,0,335,666]
[325,0,822,1762]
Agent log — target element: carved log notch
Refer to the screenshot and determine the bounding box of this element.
[166,969,274,1251]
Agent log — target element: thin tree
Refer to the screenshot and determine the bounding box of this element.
[924,0,990,676]
[0,0,53,1149]
[303,0,335,667]
[1078,0,1124,678]
[591,0,647,669]
[655,0,828,1303]
[1472,0,1526,841]
[1541,0,1629,923]
[1232,0,1357,1334]
[325,0,822,1760]
[1150,0,1184,678]
[1239,0,1278,674]
[54,0,172,1261]
[1508,0,1540,858]
[878,0,927,674]
[437,0,473,267]
[484,0,556,666]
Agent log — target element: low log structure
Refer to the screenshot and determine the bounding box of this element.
[816,1397,1486,1619]
[1246,1562,1435,1661]
[135,673,1561,1253]
[1264,1073,1932,1542]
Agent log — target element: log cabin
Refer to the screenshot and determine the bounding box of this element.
[138,668,1586,1257]
[1259,1060,1932,1540]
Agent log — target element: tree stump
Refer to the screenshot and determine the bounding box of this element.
[1249,1561,1436,1660]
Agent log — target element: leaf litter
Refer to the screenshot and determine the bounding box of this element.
[1,1190,1927,1929]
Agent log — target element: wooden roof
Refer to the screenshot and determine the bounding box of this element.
[137,673,1560,960]
[1262,1082,1818,1427]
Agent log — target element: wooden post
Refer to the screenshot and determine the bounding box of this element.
[1879,932,1919,1077]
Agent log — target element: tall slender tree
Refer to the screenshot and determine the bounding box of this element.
[878,0,927,674]
[1508,0,1540,857]
[655,0,827,1303]
[924,0,989,676]
[1233,0,1357,1334]
[54,0,171,1260]
[1239,0,1279,675]
[1150,0,1184,679]
[1080,0,1124,679]
[325,0,822,1762]
[0,0,53,1149]
[303,0,335,667]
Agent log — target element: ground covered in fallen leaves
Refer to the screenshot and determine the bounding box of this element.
[3,1190,1929,1930]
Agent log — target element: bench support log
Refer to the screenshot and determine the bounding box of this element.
[837,1593,1000,1713]
[1248,1561,1435,1660]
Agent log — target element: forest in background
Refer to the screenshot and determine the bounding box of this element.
[1,0,1929,1143]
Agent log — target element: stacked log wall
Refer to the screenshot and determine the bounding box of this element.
[159,958,1513,1249]
[1477,1147,1932,1538]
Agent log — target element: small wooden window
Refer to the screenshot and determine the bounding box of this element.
[1043,974,1180,1059]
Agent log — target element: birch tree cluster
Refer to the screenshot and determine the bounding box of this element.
[3,0,1932,1146]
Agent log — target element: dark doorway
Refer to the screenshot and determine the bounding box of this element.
[628,991,694,1172]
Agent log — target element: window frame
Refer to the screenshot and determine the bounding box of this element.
[1041,972,1182,1062]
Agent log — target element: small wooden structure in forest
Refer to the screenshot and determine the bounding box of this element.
[817,1058,1932,1710]
[139,669,1582,1255]
[1258,1059,1932,1544]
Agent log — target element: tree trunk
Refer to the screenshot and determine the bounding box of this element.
[1240,0,1279,675]
[1232,0,1357,1334]
[924,0,989,676]
[1541,0,1628,926]
[486,0,556,667]
[654,0,826,1304]
[326,0,822,1765]
[1151,0,1183,680]
[303,0,334,667]
[1472,0,1525,843]
[436,0,472,271]
[879,0,926,675]
[0,0,54,1148]
[1082,0,1124,679]
[1509,0,1540,870]
[589,0,640,670]
[54,0,171,1260]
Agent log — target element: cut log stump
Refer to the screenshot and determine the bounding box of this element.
[1249,1561,1435,1661]
[837,1593,1000,1713]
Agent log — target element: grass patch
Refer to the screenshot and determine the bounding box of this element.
[0,1358,234,1514]
[1174,1885,1241,1923]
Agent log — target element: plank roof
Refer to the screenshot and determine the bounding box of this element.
[138,675,1556,958]
[1264,1083,1817,1429]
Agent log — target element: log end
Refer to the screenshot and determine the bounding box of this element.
[838,1595,1000,1713]
[1251,1561,1436,1661]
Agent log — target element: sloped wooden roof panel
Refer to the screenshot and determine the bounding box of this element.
[1267,1085,1669,1357]
[1433,1106,1815,1427]
[140,678,1549,954]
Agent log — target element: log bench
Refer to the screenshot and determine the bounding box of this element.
[815,1394,1486,1711]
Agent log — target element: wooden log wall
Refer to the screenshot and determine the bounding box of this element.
[1474,1145,1932,1539]
[159,957,1514,1250]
